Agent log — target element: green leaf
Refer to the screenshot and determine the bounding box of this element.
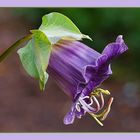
[17,30,51,90]
[17,12,92,91]
[39,12,92,44]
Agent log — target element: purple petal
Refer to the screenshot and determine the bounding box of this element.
[48,36,128,99]
[63,110,75,125]
[102,35,128,61]
[93,35,128,79]
[48,40,101,100]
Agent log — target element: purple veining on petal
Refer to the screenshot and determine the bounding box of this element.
[48,39,101,100]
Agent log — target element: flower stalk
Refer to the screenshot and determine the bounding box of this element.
[0,34,32,63]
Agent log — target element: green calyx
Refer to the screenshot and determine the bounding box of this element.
[0,12,91,91]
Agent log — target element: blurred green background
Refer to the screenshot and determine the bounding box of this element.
[0,8,140,132]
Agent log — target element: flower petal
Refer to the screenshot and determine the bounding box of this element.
[48,40,101,100]
[77,35,128,97]
[63,110,75,125]
[102,35,128,61]
[48,35,128,125]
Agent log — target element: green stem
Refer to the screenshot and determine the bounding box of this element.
[0,34,32,63]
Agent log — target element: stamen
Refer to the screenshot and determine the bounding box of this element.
[81,96,89,99]
[75,102,81,112]
[86,88,113,126]
[79,97,96,112]
[100,97,114,121]
[89,113,104,126]
[100,93,104,109]
[91,88,110,96]
[91,97,113,119]
[82,96,93,106]
[88,98,93,106]
[92,96,100,112]
[88,97,113,126]
[75,87,113,126]
[98,88,110,95]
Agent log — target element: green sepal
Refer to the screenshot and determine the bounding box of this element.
[39,12,92,44]
[17,12,92,91]
[18,30,51,91]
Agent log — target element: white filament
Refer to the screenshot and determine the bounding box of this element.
[92,96,100,112]
[75,93,104,114]
[75,102,81,112]
[100,93,104,109]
